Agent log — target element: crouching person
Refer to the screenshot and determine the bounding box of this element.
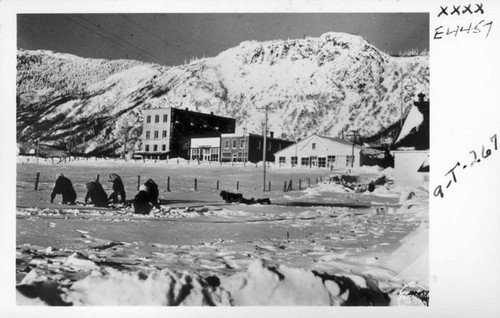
[50,174,76,205]
[108,173,126,204]
[144,178,161,209]
[133,185,152,215]
[85,180,108,207]
[133,178,161,214]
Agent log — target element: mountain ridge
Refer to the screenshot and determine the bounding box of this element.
[16,32,429,155]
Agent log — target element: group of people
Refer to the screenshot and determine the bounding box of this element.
[50,173,160,214]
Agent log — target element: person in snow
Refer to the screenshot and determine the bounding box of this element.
[143,178,161,209]
[133,185,153,215]
[85,179,108,207]
[108,173,126,204]
[50,174,77,205]
[219,190,271,205]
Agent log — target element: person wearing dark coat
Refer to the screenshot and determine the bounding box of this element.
[219,190,271,205]
[133,185,152,215]
[50,174,77,205]
[85,180,108,207]
[144,178,161,209]
[108,173,126,204]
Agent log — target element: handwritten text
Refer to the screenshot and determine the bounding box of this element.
[434,133,497,198]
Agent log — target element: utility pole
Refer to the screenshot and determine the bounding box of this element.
[36,138,40,165]
[257,104,277,191]
[243,123,248,167]
[345,130,360,168]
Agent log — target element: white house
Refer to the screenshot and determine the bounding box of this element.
[273,134,363,169]
[391,93,430,187]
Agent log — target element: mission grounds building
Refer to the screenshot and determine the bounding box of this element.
[391,93,430,187]
[190,132,294,163]
[136,107,235,159]
[273,134,363,168]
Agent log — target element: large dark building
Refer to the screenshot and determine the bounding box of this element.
[136,107,235,159]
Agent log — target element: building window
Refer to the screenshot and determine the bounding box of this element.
[224,140,230,149]
[145,145,150,152]
[146,115,151,123]
[240,139,245,148]
[257,141,261,149]
[146,131,150,139]
[163,114,168,122]
[162,144,166,151]
[153,145,158,152]
[278,143,282,150]
[162,130,167,138]
[155,115,159,123]
[191,148,200,160]
[291,156,298,166]
[232,139,237,149]
[267,142,271,150]
[210,148,219,161]
[279,157,286,164]
[318,157,326,168]
[301,157,310,166]
[154,131,159,139]
[327,155,336,166]
[312,142,316,150]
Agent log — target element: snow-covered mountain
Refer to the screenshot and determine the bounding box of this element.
[17,32,429,155]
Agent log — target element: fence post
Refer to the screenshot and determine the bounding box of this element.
[96,174,100,182]
[268,181,271,192]
[167,176,171,192]
[299,179,302,190]
[287,179,293,192]
[308,178,311,187]
[34,172,40,190]
[284,181,287,192]
[137,175,140,190]
[236,181,239,191]
[216,180,219,190]
[194,178,197,191]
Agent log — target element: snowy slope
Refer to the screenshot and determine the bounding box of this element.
[17,32,429,155]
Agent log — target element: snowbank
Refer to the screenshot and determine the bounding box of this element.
[18,259,411,306]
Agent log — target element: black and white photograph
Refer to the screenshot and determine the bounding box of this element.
[1,0,499,316]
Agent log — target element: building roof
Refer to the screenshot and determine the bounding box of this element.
[417,156,430,172]
[275,134,363,155]
[392,93,429,151]
[220,133,292,142]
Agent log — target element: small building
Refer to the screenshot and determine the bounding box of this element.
[190,132,294,163]
[136,107,235,159]
[273,134,363,168]
[391,93,430,187]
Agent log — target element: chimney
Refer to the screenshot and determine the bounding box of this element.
[269,131,274,138]
[210,112,214,115]
[185,108,189,111]
[418,93,425,104]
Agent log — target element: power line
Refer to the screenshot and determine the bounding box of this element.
[119,15,187,57]
[75,15,171,64]
[63,16,155,63]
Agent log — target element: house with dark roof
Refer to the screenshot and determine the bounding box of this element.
[391,93,430,187]
[273,134,363,169]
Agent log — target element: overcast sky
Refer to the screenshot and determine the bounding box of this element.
[17,13,429,66]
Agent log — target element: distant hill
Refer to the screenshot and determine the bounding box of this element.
[17,32,429,155]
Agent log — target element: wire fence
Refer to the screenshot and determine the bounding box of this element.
[17,156,340,196]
